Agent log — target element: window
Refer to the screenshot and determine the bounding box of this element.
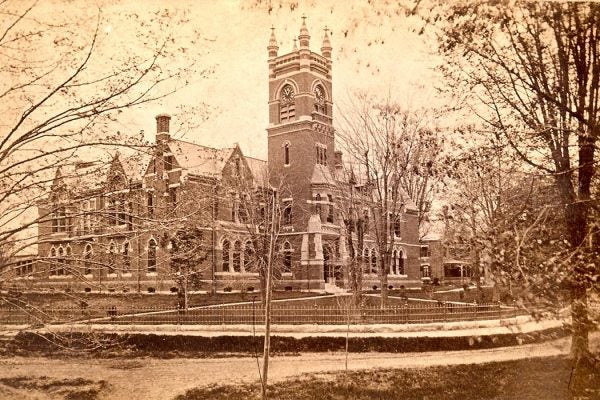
[393,214,401,237]
[362,210,370,233]
[316,146,327,166]
[315,194,322,217]
[83,244,92,275]
[327,195,334,223]
[314,85,326,114]
[283,200,293,225]
[421,264,430,278]
[165,155,173,171]
[284,143,290,165]
[362,248,369,274]
[117,199,127,225]
[49,247,57,275]
[279,84,296,122]
[283,241,292,273]
[370,249,377,274]
[52,206,67,233]
[108,199,117,225]
[122,242,130,272]
[232,241,241,272]
[244,241,253,272]
[391,250,398,275]
[398,250,405,275]
[147,192,154,216]
[65,246,72,275]
[168,188,177,208]
[420,246,431,258]
[147,239,157,273]
[56,247,65,276]
[222,240,230,272]
[16,260,33,277]
[108,242,117,274]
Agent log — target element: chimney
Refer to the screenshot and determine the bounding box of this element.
[334,151,343,169]
[155,114,171,142]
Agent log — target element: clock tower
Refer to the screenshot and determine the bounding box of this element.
[267,19,337,289]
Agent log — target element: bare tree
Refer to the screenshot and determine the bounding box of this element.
[337,92,444,305]
[438,2,600,363]
[0,1,207,268]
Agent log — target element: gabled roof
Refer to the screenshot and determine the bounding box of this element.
[167,139,266,182]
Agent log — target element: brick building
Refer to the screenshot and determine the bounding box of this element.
[26,21,425,293]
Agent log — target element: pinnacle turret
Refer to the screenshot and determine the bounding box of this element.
[298,15,310,49]
[321,26,332,59]
[268,26,278,58]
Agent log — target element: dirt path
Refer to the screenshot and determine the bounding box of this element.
[1,333,598,400]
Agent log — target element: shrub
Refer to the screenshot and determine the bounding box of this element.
[84,287,92,293]
[285,286,293,292]
[108,288,115,293]
[388,285,394,290]
[122,288,129,293]
[147,287,156,293]
[246,287,255,292]
[64,287,72,293]
[223,287,232,293]
[170,287,179,293]
[432,277,440,286]
[372,285,378,291]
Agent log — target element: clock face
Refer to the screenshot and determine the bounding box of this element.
[281,85,295,103]
[315,86,325,104]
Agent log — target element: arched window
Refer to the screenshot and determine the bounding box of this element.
[49,247,57,276]
[83,244,92,275]
[391,250,398,275]
[65,246,72,275]
[314,85,326,114]
[284,143,290,165]
[233,241,242,272]
[370,248,377,274]
[147,239,157,273]
[222,240,230,272]
[421,264,430,278]
[283,241,292,273]
[122,242,130,272]
[57,246,65,276]
[327,194,334,223]
[315,194,322,217]
[279,84,295,122]
[244,241,253,272]
[398,250,405,275]
[362,248,369,274]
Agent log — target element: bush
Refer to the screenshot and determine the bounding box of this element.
[388,285,394,290]
[372,285,378,291]
[246,287,255,292]
[285,286,293,292]
[170,287,179,293]
[84,287,92,293]
[223,287,232,293]
[432,277,440,286]
[147,287,156,294]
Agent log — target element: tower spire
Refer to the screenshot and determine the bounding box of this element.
[321,26,332,59]
[298,14,310,49]
[268,25,278,58]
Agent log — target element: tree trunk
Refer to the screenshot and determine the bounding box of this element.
[261,261,272,400]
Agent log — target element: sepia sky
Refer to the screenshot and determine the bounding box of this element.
[95,0,441,160]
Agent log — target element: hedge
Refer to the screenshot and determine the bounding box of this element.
[5,327,569,357]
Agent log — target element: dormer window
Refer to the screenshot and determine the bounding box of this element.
[279,84,296,122]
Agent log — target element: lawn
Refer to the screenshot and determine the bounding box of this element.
[3,290,327,309]
[176,356,600,400]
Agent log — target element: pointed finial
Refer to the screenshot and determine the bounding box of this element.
[268,25,278,58]
[299,15,310,49]
[321,25,332,58]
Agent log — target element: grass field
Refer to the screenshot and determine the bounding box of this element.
[176,356,600,400]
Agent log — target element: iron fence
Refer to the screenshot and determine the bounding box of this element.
[0,302,525,326]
